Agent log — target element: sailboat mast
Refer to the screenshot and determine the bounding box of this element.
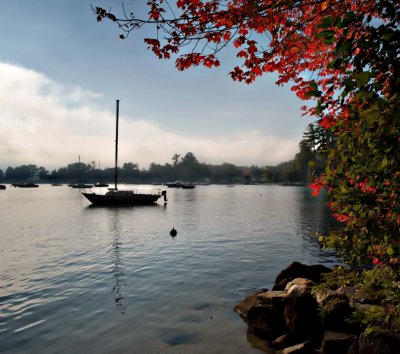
[114,100,119,191]
[78,155,81,184]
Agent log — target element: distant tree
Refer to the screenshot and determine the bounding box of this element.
[67,162,90,182]
[209,163,241,183]
[4,167,14,180]
[179,152,202,181]
[171,153,181,167]
[0,169,3,181]
[180,152,199,166]
[38,166,49,179]
[296,140,313,181]
[120,162,140,181]
[149,162,176,182]
[6,165,36,181]
[27,164,39,177]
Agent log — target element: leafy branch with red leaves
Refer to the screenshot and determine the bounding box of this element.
[93,0,399,270]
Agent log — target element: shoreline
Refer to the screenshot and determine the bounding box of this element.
[234,261,400,353]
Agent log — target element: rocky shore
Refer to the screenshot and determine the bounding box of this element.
[234,262,400,354]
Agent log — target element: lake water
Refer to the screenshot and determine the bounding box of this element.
[0,184,339,353]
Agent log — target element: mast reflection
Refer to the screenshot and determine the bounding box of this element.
[109,209,126,314]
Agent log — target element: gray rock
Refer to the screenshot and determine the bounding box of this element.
[273,262,332,291]
[319,331,357,354]
[234,289,265,320]
[247,305,288,340]
[271,333,297,350]
[284,294,321,340]
[358,328,400,354]
[258,290,290,305]
[277,340,313,354]
[320,294,360,333]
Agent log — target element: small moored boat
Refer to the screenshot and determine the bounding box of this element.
[70,183,93,189]
[94,182,109,187]
[12,183,39,188]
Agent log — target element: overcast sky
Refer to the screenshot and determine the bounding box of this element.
[0,0,314,171]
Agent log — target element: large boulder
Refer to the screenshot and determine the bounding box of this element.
[273,262,332,291]
[235,290,290,340]
[320,293,361,333]
[358,328,400,354]
[247,304,288,340]
[285,278,313,297]
[283,293,322,341]
[318,331,357,354]
[234,290,266,320]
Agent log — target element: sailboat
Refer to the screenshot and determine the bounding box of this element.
[82,100,167,205]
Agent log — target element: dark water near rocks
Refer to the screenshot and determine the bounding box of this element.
[0,184,338,353]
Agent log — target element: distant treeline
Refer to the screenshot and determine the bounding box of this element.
[0,123,332,185]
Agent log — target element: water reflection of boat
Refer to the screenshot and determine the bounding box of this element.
[12,183,39,188]
[82,100,167,206]
[51,183,63,186]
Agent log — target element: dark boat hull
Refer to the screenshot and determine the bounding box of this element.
[82,192,162,205]
[94,183,109,187]
[70,184,93,189]
[12,183,39,188]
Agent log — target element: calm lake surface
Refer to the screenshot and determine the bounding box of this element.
[0,184,339,353]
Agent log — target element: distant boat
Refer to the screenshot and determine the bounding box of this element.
[165,180,183,188]
[0,185,6,190]
[94,182,109,187]
[70,183,93,189]
[82,100,167,206]
[12,183,39,188]
[165,180,195,189]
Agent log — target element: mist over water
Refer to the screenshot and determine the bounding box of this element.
[0,184,338,353]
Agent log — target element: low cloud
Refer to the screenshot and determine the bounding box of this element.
[0,62,300,171]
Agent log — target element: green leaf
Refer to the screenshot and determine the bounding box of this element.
[305,89,321,98]
[340,12,356,28]
[386,245,394,256]
[355,72,370,86]
[317,16,334,29]
[328,58,338,69]
[310,81,318,90]
[365,109,381,124]
[316,30,335,39]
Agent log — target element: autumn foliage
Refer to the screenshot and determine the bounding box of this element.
[95,1,399,268]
